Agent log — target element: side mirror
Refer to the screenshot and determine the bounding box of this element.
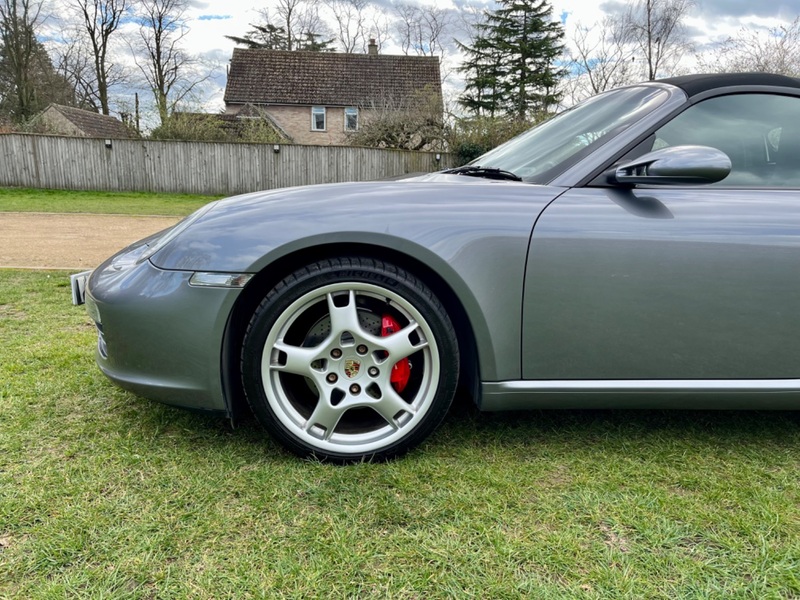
[611,145,731,186]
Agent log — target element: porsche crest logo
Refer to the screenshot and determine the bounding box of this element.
[344,358,361,379]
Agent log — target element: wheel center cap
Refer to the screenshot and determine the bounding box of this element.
[343,357,362,380]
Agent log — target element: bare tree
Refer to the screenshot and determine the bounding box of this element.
[324,0,367,53]
[51,28,98,109]
[272,0,327,51]
[614,0,694,81]
[565,18,638,102]
[697,18,800,77]
[243,2,332,51]
[418,5,453,56]
[133,0,206,124]
[368,11,389,50]
[393,1,455,57]
[275,0,302,50]
[392,1,416,55]
[72,0,127,114]
[0,0,44,120]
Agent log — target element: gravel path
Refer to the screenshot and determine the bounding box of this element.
[0,212,181,270]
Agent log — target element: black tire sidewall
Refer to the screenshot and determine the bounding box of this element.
[241,258,459,462]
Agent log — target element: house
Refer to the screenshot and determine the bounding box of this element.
[223,42,442,146]
[35,104,133,139]
[169,107,291,142]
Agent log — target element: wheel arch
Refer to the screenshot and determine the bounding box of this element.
[221,241,484,422]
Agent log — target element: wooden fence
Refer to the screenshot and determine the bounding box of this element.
[0,134,456,195]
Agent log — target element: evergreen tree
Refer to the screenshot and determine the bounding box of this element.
[458,0,564,120]
[226,23,289,50]
[457,35,505,117]
[226,23,334,52]
[295,31,335,52]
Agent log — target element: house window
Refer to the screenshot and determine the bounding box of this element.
[344,107,358,132]
[311,106,326,131]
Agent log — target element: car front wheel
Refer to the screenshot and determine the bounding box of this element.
[241,257,459,462]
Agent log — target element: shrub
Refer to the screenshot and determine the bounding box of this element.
[446,115,543,165]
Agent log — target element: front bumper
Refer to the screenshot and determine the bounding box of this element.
[84,250,244,414]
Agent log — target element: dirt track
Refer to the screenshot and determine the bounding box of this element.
[0,212,181,270]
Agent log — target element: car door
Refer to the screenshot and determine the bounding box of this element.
[523,91,800,381]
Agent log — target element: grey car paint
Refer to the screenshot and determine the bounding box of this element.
[89,178,565,414]
[84,76,800,419]
[524,187,800,381]
[150,178,567,383]
[87,251,241,411]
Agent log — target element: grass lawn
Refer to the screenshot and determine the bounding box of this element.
[0,187,220,216]
[1,269,799,598]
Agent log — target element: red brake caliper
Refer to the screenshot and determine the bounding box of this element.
[381,314,411,393]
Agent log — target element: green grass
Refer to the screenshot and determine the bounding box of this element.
[2,269,800,598]
[0,187,221,216]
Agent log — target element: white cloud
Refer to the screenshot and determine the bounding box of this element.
[44,0,800,117]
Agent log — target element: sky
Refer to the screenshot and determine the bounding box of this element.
[103,0,800,117]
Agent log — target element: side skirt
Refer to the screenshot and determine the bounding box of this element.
[480,380,800,411]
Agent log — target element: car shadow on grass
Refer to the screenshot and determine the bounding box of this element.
[113,388,800,463]
[451,389,800,437]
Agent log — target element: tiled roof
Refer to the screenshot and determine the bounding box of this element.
[175,108,293,142]
[224,49,442,107]
[50,104,133,138]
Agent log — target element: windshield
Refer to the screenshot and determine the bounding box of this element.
[473,85,670,183]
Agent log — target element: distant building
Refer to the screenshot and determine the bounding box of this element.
[172,106,292,142]
[223,42,442,146]
[35,104,134,139]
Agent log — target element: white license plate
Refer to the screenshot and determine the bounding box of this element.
[70,270,93,306]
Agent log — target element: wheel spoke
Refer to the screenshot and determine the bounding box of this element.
[271,341,319,377]
[380,321,428,361]
[253,275,449,458]
[305,396,344,438]
[373,387,414,428]
[327,290,363,336]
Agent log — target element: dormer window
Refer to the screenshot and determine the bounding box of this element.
[311,106,326,131]
[344,107,358,132]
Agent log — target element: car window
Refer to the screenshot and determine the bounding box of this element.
[651,93,800,187]
[474,85,669,183]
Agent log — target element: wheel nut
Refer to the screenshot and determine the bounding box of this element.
[349,384,361,394]
[331,348,342,359]
[368,367,379,377]
[327,373,338,384]
[356,344,368,355]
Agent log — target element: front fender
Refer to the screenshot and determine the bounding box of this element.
[149,180,563,380]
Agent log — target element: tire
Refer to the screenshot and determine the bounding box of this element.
[241,257,459,462]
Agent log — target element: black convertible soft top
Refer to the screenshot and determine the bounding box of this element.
[658,72,800,97]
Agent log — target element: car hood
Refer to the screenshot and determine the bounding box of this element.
[149,175,565,272]
[395,172,514,184]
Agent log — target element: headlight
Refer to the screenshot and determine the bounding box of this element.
[136,201,219,264]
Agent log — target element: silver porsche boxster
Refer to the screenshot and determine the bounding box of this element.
[74,73,800,461]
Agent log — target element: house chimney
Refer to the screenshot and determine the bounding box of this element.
[368,39,378,55]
